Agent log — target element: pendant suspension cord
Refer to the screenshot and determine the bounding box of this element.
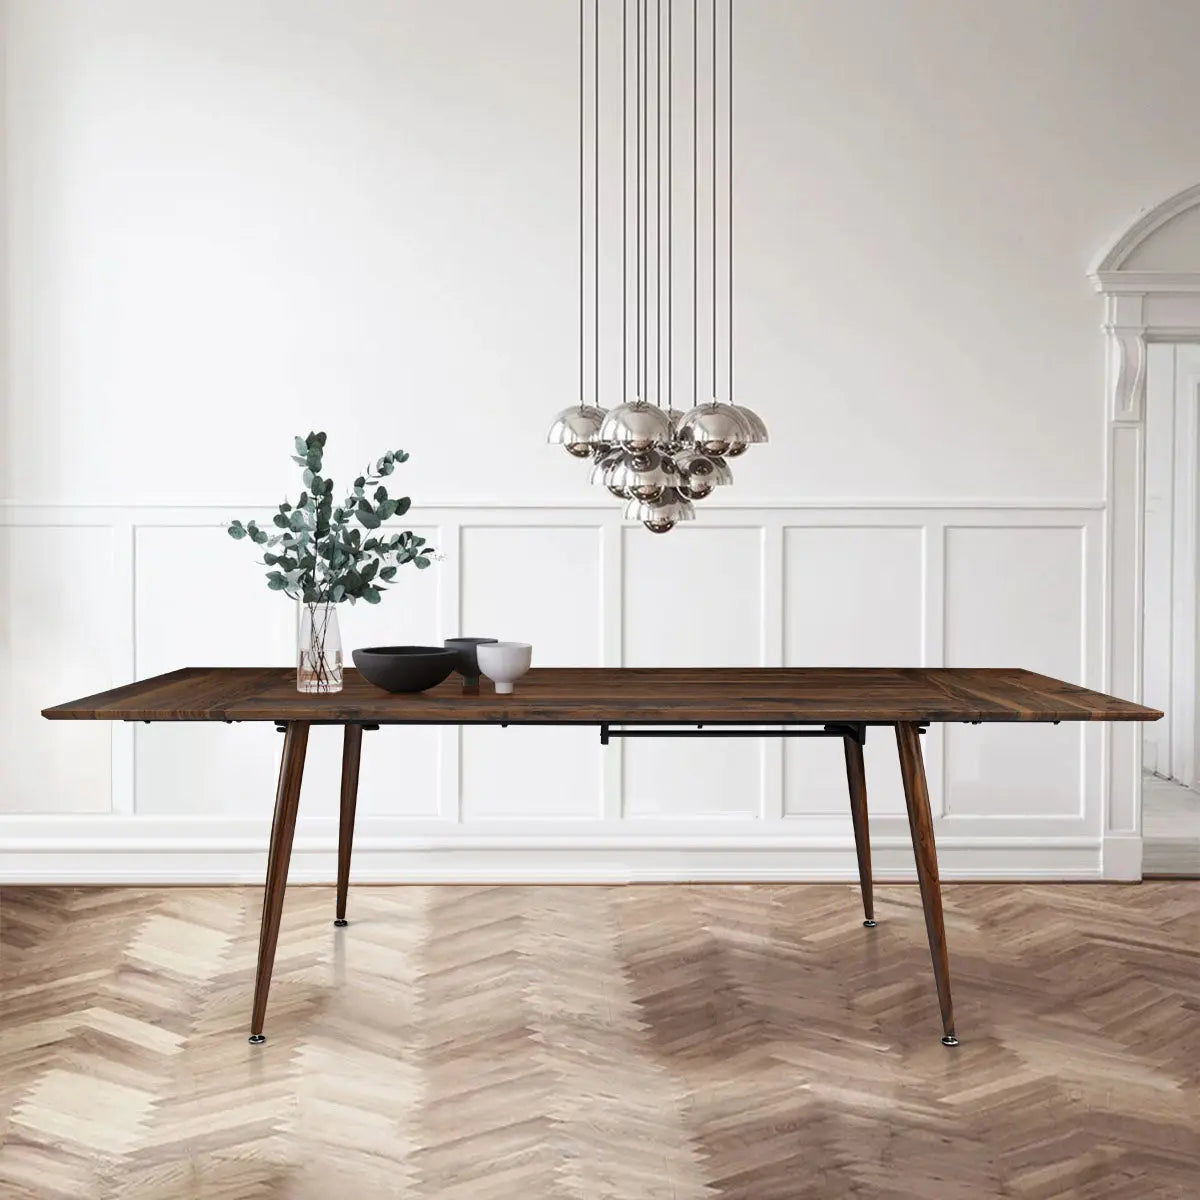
[655,0,662,410]
[640,0,649,406]
[621,0,627,402]
[579,0,585,410]
[711,0,718,404]
[728,0,733,408]
[635,0,642,403]
[595,0,600,412]
[667,0,673,415]
[692,0,698,411]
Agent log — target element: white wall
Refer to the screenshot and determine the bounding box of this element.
[4,0,1200,881]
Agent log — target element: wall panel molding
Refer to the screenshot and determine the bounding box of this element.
[0,500,1115,881]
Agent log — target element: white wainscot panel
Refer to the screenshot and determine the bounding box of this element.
[623,526,762,818]
[782,526,924,816]
[460,526,602,819]
[2,526,115,813]
[136,524,294,817]
[135,525,442,818]
[307,531,441,818]
[944,526,1085,817]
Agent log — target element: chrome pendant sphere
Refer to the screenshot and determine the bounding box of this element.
[598,401,674,453]
[547,400,758,531]
[673,448,714,478]
[623,487,696,532]
[547,405,607,458]
[603,449,679,501]
[676,401,751,457]
[588,447,623,485]
[732,405,768,443]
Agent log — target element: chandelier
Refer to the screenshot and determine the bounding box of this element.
[547,0,766,533]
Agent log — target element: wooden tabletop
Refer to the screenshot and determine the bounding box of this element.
[42,666,1162,725]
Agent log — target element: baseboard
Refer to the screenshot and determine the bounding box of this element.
[1100,832,1144,881]
[0,828,1106,884]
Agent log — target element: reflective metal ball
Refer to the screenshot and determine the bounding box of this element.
[732,405,769,443]
[598,401,674,452]
[644,518,676,534]
[674,449,714,478]
[623,487,696,529]
[546,405,607,450]
[676,402,751,458]
[680,479,714,500]
[631,483,665,501]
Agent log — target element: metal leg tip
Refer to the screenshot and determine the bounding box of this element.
[862,919,877,928]
[941,1035,959,1047]
[333,918,349,927]
[248,1034,266,1045]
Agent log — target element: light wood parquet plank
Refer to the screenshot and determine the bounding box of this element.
[2,882,1200,1199]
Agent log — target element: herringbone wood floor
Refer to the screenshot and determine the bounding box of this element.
[1,884,1198,1199]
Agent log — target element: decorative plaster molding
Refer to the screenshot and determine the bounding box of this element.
[1092,270,1200,295]
[1106,325,1147,422]
[1091,182,1200,274]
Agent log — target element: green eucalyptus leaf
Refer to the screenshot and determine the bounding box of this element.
[394,497,411,516]
[380,565,397,581]
[415,556,431,569]
[295,436,308,455]
[273,514,289,528]
[362,586,381,604]
[359,511,381,529]
[228,524,246,539]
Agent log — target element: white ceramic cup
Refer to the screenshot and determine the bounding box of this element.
[476,641,532,694]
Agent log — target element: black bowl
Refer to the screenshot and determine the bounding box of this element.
[352,646,458,693]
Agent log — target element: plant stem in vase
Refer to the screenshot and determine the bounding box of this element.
[298,601,343,694]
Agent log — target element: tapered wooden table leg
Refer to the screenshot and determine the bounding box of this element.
[895,721,958,1046]
[843,734,875,927]
[249,720,309,1044]
[335,723,363,927]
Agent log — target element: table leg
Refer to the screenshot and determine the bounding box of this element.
[249,720,309,1044]
[895,721,958,1047]
[335,723,363,927]
[842,734,875,927]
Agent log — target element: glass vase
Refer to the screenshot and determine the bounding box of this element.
[297,601,343,694]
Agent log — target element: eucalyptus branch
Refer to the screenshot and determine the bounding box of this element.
[228,431,435,605]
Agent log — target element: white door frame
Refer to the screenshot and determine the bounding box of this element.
[1090,182,1200,878]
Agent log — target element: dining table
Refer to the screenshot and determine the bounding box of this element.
[43,665,1161,1048]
